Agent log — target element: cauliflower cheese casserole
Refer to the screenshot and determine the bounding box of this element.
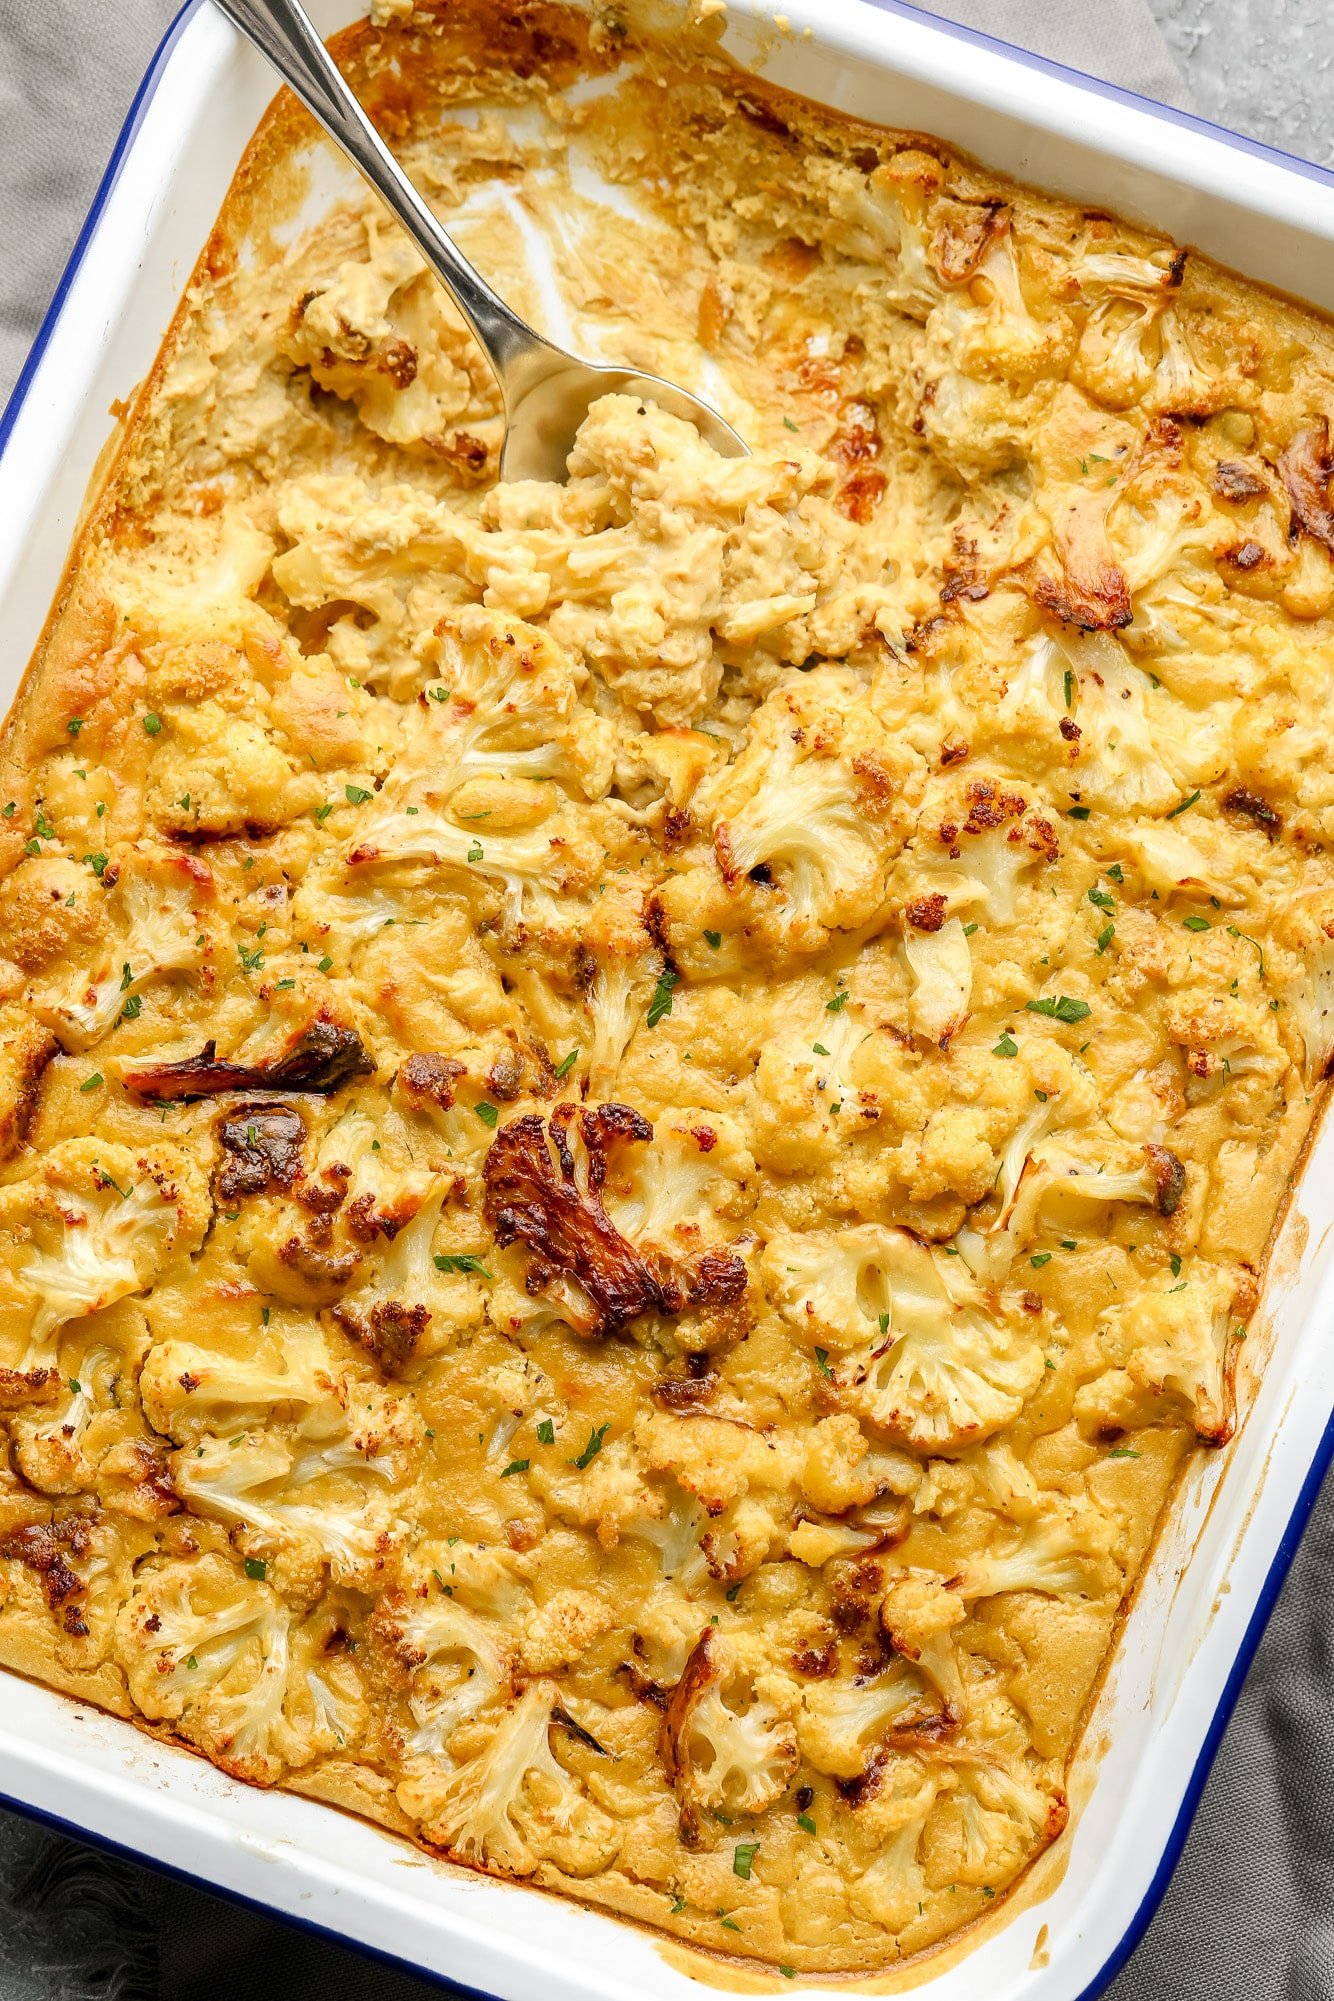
[0,0,1330,1978]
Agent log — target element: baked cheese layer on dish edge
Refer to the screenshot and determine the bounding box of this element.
[0,0,1328,1975]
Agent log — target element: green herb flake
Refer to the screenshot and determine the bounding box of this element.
[553,1048,579,1081]
[1063,667,1075,709]
[1166,790,1201,819]
[719,1915,742,1934]
[1062,1238,1078,1250]
[80,1073,103,1094]
[433,1252,493,1277]
[782,417,799,432]
[1108,1447,1140,1460]
[812,1042,830,1058]
[475,1101,499,1129]
[1025,994,1092,1024]
[796,1812,817,1835]
[119,993,142,1021]
[1183,913,1211,932]
[572,1422,610,1470]
[142,713,162,736]
[703,929,722,949]
[67,718,83,736]
[825,989,849,1013]
[68,1378,81,1395]
[344,784,372,805]
[315,802,335,824]
[1068,805,1091,821]
[186,1654,199,1671]
[1088,886,1115,910]
[962,920,979,936]
[733,1842,760,1881]
[466,839,485,864]
[1096,922,1115,954]
[1031,1252,1052,1268]
[780,1969,796,1981]
[670,1896,687,1915]
[243,1557,267,1581]
[318,955,334,974]
[813,1347,833,1378]
[536,1419,555,1446]
[993,1032,1018,1058]
[1170,1254,1182,1277]
[647,969,679,1028]
[500,1459,529,1479]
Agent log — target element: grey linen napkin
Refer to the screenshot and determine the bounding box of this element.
[0,4,1323,1998]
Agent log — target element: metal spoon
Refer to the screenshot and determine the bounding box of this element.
[210,0,749,481]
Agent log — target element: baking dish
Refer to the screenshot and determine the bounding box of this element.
[2,4,1334,1998]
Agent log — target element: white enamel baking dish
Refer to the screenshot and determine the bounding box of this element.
[3,3,1334,1995]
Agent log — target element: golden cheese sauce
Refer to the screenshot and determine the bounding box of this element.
[0,0,1328,1976]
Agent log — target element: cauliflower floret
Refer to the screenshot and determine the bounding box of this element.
[903,917,972,1049]
[764,1225,896,1354]
[1273,886,1334,1080]
[331,1177,481,1372]
[138,1323,334,1443]
[398,1678,619,1877]
[1055,632,1210,815]
[10,1343,121,1494]
[845,1764,943,1930]
[705,673,918,956]
[952,1506,1115,1602]
[115,1555,303,1784]
[604,1109,755,1257]
[901,772,1060,930]
[946,1756,1067,1886]
[879,1570,968,1720]
[171,1389,416,1589]
[1120,819,1248,907]
[0,1139,204,1368]
[798,1669,936,1780]
[833,1231,1043,1453]
[1007,1137,1186,1246]
[31,848,215,1052]
[660,1630,797,1826]
[1105,1268,1238,1442]
[373,1589,513,1756]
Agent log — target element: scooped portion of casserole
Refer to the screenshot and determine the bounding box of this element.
[0,0,1328,1974]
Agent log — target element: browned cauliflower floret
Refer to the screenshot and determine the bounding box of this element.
[660,1629,798,1836]
[879,1571,968,1719]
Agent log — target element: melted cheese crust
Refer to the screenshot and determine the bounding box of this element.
[0,0,1328,1975]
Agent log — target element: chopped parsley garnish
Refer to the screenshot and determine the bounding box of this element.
[67,718,83,735]
[68,1378,81,1395]
[119,962,134,992]
[119,993,142,1021]
[1025,994,1091,1024]
[1226,925,1266,977]
[1068,805,1091,821]
[825,989,848,1013]
[475,1101,499,1129]
[703,930,722,949]
[344,784,372,805]
[571,1422,610,1469]
[318,955,334,973]
[433,1252,493,1277]
[1182,913,1210,932]
[1096,923,1115,954]
[962,920,978,936]
[500,1459,529,1479]
[466,840,484,863]
[670,1896,687,1915]
[647,969,679,1027]
[733,1841,760,1880]
[1031,1252,1052,1268]
[243,1557,267,1581]
[1088,886,1114,910]
[811,1042,830,1057]
[719,1914,741,1933]
[237,941,265,974]
[782,416,799,432]
[315,802,334,824]
[79,1073,103,1093]
[1107,863,1124,883]
[428,685,450,704]
[1166,790,1201,819]
[553,1048,579,1081]
[780,1968,796,1980]
[536,1418,555,1446]
[813,1347,832,1378]
[186,1655,199,1671]
[993,1032,1018,1058]
[1108,1447,1140,1460]
[142,713,162,736]
[796,1812,817,1835]
[1061,1238,1078,1250]
[1170,1254,1182,1277]
[1063,667,1075,709]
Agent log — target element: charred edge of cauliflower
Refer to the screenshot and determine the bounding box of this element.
[659,1629,797,1844]
[481,1104,744,1337]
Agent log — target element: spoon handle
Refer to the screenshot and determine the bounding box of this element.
[211,0,552,385]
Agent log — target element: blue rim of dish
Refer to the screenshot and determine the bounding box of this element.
[1,2,1333,1997]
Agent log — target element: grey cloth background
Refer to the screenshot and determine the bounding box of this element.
[0,1,1328,1995]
